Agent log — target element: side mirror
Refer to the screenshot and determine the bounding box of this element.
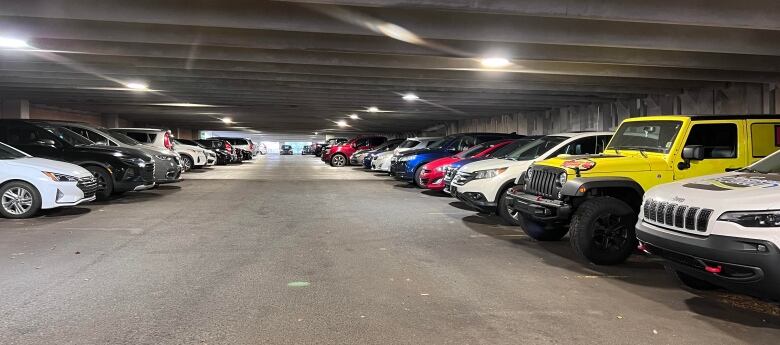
[34,139,57,147]
[678,145,704,170]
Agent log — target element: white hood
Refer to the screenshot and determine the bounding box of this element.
[646,172,780,211]
[4,158,91,177]
[459,158,532,173]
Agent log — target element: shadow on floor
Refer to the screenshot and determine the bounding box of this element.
[421,190,451,198]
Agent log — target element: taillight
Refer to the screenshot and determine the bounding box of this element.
[164,132,173,150]
[249,142,254,151]
[225,142,233,153]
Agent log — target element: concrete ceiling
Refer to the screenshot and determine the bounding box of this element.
[0,0,777,133]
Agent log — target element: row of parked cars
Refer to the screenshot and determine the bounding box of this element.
[315,114,780,302]
[0,119,264,219]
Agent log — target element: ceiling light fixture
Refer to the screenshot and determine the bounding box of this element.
[336,120,349,127]
[349,114,360,120]
[367,106,379,113]
[123,81,149,91]
[480,57,512,68]
[151,103,217,107]
[0,37,29,48]
[221,117,233,124]
[402,93,419,101]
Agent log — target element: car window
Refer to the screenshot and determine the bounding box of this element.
[684,123,738,159]
[554,136,599,156]
[0,142,27,159]
[1,124,57,146]
[399,140,419,148]
[608,121,682,153]
[504,136,567,161]
[368,137,386,146]
[70,127,114,145]
[489,139,533,158]
[353,138,369,147]
[597,135,612,153]
[749,123,780,158]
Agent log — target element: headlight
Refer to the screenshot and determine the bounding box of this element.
[525,167,534,181]
[473,167,508,180]
[557,172,567,185]
[42,171,78,182]
[399,155,416,162]
[155,154,172,160]
[718,210,780,227]
[121,157,146,167]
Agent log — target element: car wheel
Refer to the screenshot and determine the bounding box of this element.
[665,265,719,291]
[414,166,426,188]
[86,166,114,200]
[569,196,637,265]
[497,187,525,226]
[181,155,193,171]
[330,154,347,167]
[0,181,42,219]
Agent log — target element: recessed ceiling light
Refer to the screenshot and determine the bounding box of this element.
[151,103,217,107]
[221,117,233,124]
[336,120,349,127]
[367,106,379,113]
[480,57,512,68]
[314,132,319,135]
[0,37,29,48]
[349,114,360,120]
[402,93,419,101]
[123,82,149,91]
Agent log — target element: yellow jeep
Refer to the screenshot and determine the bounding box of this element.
[504,115,780,265]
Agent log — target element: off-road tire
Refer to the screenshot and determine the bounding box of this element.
[569,196,637,265]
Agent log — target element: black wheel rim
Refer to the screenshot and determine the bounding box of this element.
[591,213,629,252]
[92,171,108,191]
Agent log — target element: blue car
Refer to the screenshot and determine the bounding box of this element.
[391,133,523,182]
[362,138,405,169]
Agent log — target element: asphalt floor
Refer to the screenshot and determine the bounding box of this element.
[1,155,779,344]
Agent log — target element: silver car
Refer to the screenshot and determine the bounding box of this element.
[57,122,183,184]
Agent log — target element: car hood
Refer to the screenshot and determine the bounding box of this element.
[535,152,667,175]
[5,157,91,177]
[398,147,446,157]
[460,158,529,173]
[646,172,780,211]
[79,145,152,161]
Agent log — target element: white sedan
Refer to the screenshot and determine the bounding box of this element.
[0,142,96,219]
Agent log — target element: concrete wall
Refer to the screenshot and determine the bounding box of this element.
[444,83,779,135]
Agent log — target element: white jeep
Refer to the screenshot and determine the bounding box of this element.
[637,150,780,301]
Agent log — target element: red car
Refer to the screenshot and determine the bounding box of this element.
[322,136,387,167]
[417,140,514,190]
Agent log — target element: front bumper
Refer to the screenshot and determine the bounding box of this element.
[505,188,572,222]
[419,170,446,190]
[114,163,156,193]
[637,221,780,301]
[153,158,183,184]
[391,161,413,180]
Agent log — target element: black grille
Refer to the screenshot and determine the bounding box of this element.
[643,199,713,232]
[76,176,98,198]
[645,244,705,270]
[452,171,474,185]
[524,167,562,199]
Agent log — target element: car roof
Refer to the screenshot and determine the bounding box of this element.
[548,131,614,138]
[111,128,166,133]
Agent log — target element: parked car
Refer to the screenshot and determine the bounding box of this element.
[391,133,523,183]
[637,150,780,301]
[394,137,440,156]
[0,120,155,200]
[449,132,612,219]
[110,128,175,153]
[362,138,405,169]
[441,137,540,193]
[196,139,234,165]
[315,138,348,157]
[370,150,395,173]
[302,145,312,155]
[281,145,294,155]
[175,138,217,166]
[505,115,780,265]
[56,122,183,184]
[209,137,254,160]
[322,136,387,167]
[417,139,515,190]
[170,138,210,170]
[248,139,266,156]
[0,142,97,218]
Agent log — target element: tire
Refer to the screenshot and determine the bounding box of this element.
[0,181,42,219]
[181,155,193,171]
[330,154,347,167]
[497,187,524,226]
[569,196,637,265]
[665,265,719,291]
[414,166,426,188]
[86,166,114,200]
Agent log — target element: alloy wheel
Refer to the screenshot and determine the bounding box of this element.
[1,187,34,215]
[332,155,346,167]
[591,213,629,252]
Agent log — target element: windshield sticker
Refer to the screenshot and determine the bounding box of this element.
[683,173,780,191]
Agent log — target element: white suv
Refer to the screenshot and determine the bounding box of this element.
[637,150,780,301]
[448,132,612,224]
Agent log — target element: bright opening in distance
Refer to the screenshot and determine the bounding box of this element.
[124,82,149,91]
[221,118,233,124]
[480,57,512,68]
[402,93,419,101]
[349,114,360,120]
[0,37,29,48]
[336,120,348,127]
[367,106,379,113]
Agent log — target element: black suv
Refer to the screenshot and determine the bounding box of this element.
[196,139,234,165]
[0,120,155,199]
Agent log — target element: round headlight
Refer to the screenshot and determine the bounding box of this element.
[558,172,567,185]
[526,167,534,180]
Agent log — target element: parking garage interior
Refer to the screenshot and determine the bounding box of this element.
[1,1,780,344]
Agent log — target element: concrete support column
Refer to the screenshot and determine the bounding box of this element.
[103,114,121,128]
[0,99,30,119]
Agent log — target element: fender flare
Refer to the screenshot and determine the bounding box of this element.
[561,177,644,197]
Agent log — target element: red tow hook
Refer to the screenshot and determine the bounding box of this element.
[705,265,722,274]
[637,243,651,254]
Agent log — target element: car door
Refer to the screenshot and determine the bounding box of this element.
[0,124,63,160]
[674,121,746,181]
[746,121,780,164]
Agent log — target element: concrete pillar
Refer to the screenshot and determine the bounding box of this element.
[0,99,30,119]
[103,114,121,128]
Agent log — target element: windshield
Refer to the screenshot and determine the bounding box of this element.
[372,140,400,151]
[491,138,535,159]
[455,142,491,158]
[398,140,420,148]
[428,136,456,149]
[747,150,780,174]
[607,120,682,153]
[504,136,567,161]
[40,124,94,146]
[0,142,28,159]
[100,127,141,146]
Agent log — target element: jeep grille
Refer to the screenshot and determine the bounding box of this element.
[523,166,564,199]
[643,199,713,232]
